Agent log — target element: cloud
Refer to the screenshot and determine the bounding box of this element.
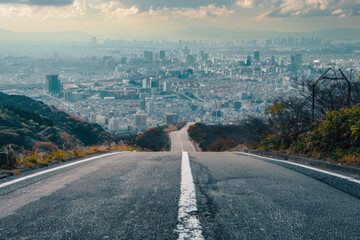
[0,0,234,21]
[89,1,138,16]
[236,0,360,18]
[115,0,237,12]
[0,0,86,18]
[144,4,234,20]
[0,0,74,6]
[86,0,234,20]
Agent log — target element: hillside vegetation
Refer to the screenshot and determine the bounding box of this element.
[0,92,117,151]
[0,92,123,169]
[118,124,178,151]
[189,69,360,166]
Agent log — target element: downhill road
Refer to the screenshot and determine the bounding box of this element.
[0,123,360,239]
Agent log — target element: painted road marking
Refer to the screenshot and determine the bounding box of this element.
[187,135,197,152]
[176,151,204,240]
[0,152,122,189]
[178,133,184,152]
[238,152,360,184]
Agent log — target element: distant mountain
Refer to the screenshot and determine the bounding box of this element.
[0,28,91,42]
[0,93,117,151]
[306,28,360,40]
[174,27,360,40]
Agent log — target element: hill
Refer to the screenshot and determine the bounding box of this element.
[0,92,117,152]
[0,28,90,42]
[188,120,268,152]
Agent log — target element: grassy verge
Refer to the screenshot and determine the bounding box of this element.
[0,144,143,174]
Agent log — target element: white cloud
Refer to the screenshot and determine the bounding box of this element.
[236,0,256,8]
[0,0,234,21]
[89,1,138,16]
[236,0,360,19]
[0,0,87,18]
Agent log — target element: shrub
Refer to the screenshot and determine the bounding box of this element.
[91,146,100,153]
[72,150,84,158]
[52,150,69,159]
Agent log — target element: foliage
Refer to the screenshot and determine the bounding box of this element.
[71,150,84,158]
[52,150,69,160]
[0,92,117,152]
[91,146,100,153]
[134,127,170,151]
[112,144,142,152]
[290,106,360,165]
[188,121,269,152]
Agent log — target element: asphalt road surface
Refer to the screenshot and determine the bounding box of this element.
[0,124,359,239]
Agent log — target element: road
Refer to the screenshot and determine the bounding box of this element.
[0,123,360,239]
[169,122,197,152]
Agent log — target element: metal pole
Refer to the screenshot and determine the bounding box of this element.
[312,84,315,124]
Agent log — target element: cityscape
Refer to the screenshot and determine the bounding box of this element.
[1,36,359,134]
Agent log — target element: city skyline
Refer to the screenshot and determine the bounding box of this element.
[0,0,358,38]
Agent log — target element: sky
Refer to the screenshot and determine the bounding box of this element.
[0,0,358,38]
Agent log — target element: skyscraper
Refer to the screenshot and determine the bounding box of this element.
[144,51,153,63]
[46,75,61,94]
[291,54,303,70]
[163,81,172,93]
[160,50,165,60]
[140,100,146,111]
[246,56,251,66]
[135,114,147,130]
[142,78,150,88]
[254,51,260,62]
[294,54,303,69]
[146,102,154,115]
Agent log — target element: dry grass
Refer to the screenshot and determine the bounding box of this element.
[5,143,141,171]
[339,155,360,167]
[112,144,142,152]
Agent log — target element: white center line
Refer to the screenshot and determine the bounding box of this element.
[176,151,204,240]
[0,152,122,189]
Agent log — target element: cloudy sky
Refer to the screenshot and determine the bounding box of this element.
[0,0,358,37]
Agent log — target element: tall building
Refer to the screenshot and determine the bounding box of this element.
[165,114,179,124]
[105,58,115,71]
[160,50,165,60]
[150,79,159,88]
[144,51,153,63]
[246,56,251,66]
[140,100,146,111]
[254,51,260,62]
[186,55,195,65]
[163,81,172,93]
[109,117,121,132]
[179,40,183,50]
[146,102,155,115]
[271,56,276,65]
[135,114,147,130]
[294,54,303,69]
[46,75,61,94]
[64,91,73,102]
[291,54,303,70]
[142,78,150,88]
